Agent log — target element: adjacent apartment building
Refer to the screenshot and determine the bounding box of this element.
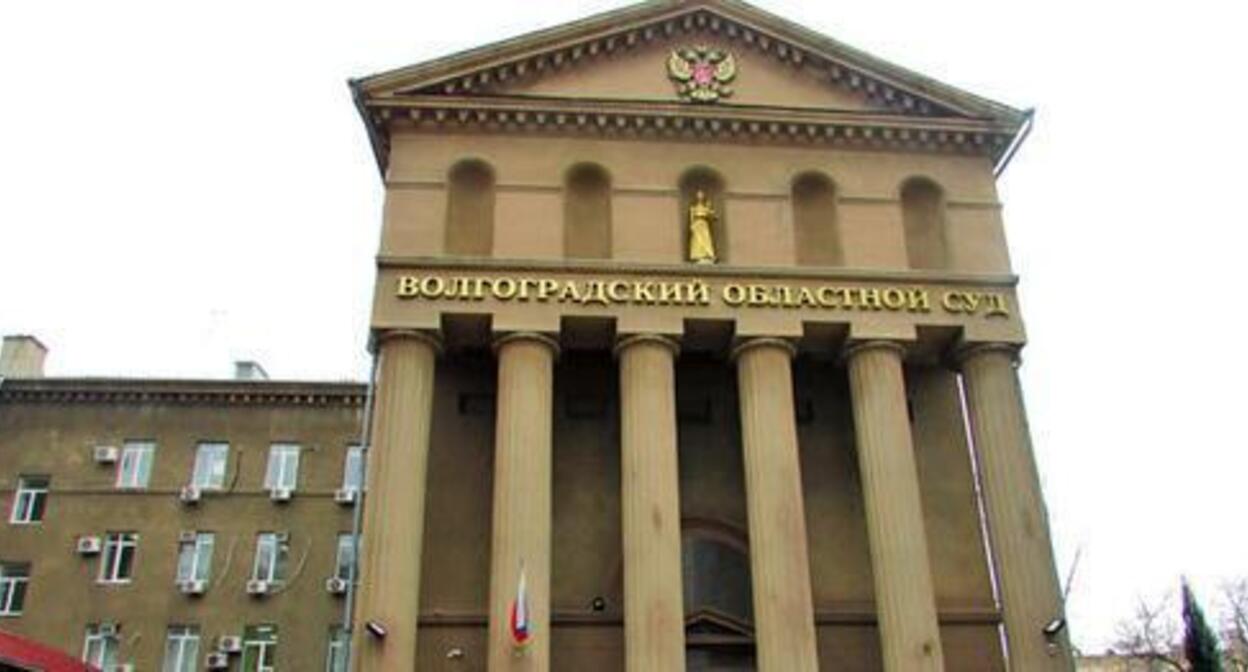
[1,1,1071,670]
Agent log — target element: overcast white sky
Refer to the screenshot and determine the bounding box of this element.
[2,0,1245,653]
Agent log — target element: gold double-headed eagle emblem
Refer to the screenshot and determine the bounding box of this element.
[667,45,737,103]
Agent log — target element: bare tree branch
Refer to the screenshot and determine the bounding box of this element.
[1222,579,1248,672]
[1113,594,1186,671]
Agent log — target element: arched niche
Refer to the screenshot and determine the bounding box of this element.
[563,163,612,259]
[679,168,727,264]
[791,172,842,267]
[901,177,949,270]
[444,159,495,257]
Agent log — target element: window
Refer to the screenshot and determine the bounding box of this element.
[264,443,300,491]
[334,534,356,582]
[116,441,155,489]
[82,624,120,669]
[341,445,364,492]
[9,476,48,524]
[163,625,200,672]
[325,626,349,672]
[252,533,289,584]
[0,563,30,616]
[241,625,277,672]
[176,533,215,583]
[99,532,138,584]
[191,442,229,490]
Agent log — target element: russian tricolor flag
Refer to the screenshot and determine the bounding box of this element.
[509,566,532,648]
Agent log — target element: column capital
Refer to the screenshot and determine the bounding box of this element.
[371,329,444,355]
[841,339,907,363]
[613,334,680,359]
[730,337,797,363]
[492,331,561,359]
[950,341,1022,368]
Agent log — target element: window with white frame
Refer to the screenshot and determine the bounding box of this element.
[251,533,288,584]
[9,475,49,524]
[264,443,300,491]
[99,532,138,584]
[341,445,364,492]
[176,532,215,584]
[162,625,200,672]
[241,624,277,672]
[334,534,356,582]
[191,442,229,490]
[0,563,30,616]
[82,623,120,669]
[116,440,155,489]
[325,626,349,672]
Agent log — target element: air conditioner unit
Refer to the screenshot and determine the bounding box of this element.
[325,577,348,595]
[179,485,202,504]
[178,579,207,596]
[269,487,293,503]
[246,579,270,596]
[96,622,119,637]
[178,530,198,544]
[333,488,357,505]
[273,531,290,543]
[205,652,230,669]
[93,445,119,464]
[216,635,243,653]
[76,536,103,555]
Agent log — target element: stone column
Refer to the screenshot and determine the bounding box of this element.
[732,338,819,672]
[845,341,945,671]
[956,344,1072,670]
[487,332,559,671]
[351,330,441,672]
[615,335,686,672]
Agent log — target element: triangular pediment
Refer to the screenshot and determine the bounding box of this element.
[357,0,1022,123]
[352,1,1029,174]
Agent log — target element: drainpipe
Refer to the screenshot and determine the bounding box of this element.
[343,348,380,668]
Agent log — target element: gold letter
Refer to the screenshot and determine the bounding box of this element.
[882,288,906,311]
[582,281,611,306]
[491,278,518,300]
[723,284,746,306]
[607,281,630,303]
[686,280,711,305]
[419,277,446,298]
[907,289,931,313]
[659,282,684,305]
[397,276,420,299]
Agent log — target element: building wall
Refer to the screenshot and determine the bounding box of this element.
[380,131,1010,275]
[0,385,363,669]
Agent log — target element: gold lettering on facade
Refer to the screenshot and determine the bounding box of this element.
[393,275,1005,320]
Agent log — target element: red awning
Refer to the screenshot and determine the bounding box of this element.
[0,630,96,672]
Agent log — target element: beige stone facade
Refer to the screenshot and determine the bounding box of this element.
[0,1,1071,670]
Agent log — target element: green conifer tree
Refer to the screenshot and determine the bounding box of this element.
[1183,579,1224,672]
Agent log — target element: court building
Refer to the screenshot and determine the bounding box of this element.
[0,1,1071,670]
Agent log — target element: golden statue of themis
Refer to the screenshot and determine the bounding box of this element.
[688,190,717,264]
